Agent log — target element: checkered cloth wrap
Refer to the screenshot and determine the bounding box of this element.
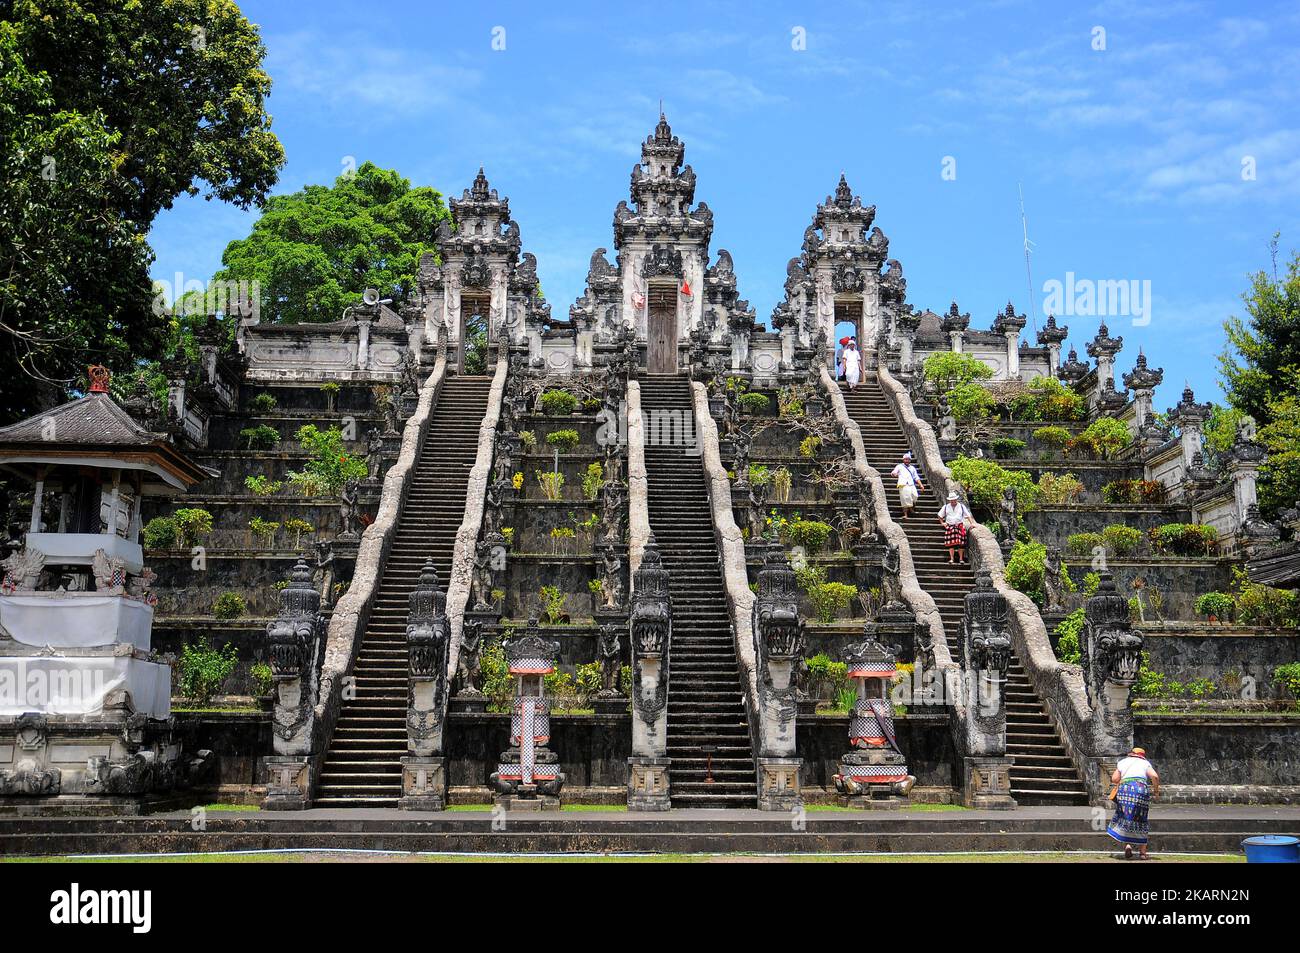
[841,764,909,783]
[510,697,550,784]
[846,661,896,679]
[510,697,551,746]
[508,657,555,675]
[495,763,561,781]
[943,522,967,547]
[849,698,896,748]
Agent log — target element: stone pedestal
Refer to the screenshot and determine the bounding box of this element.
[594,695,629,715]
[963,755,1016,810]
[627,756,672,811]
[399,756,446,811]
[494,788,561,812]
[263,756,313,810]
[757,757,803,811]
[451,693,488,714]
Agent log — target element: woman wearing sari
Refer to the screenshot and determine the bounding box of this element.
[1107,747,1160,859]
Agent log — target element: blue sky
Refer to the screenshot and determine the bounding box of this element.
[148,0,1300,412]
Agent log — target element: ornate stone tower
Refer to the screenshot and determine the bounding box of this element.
[572,113,753,375]
[778,175,906,371]
[415,169,546,373]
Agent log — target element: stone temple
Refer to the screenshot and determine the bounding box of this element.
[1,116,1296,852]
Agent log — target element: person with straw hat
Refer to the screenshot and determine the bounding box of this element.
[1107,746,1160,860]
[936,490,972,564]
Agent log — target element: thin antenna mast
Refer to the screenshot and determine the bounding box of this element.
[1019,182,1038,334]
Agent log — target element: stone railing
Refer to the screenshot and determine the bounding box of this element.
[819,367,956,675]
[445,359,510,677]
[875,364,1104,798]
[626,379,650,577]
[687,382,763,743]
[311,352,448,770]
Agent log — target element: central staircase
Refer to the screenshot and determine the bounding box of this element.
[315,375,493,808]
[840,378,1088,805]
[638,374,757,809]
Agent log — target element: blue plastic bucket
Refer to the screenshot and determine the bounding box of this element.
[1241,835,1300,863]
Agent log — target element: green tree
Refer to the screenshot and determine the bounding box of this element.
[1,2,284,418]
[1219,240,1300,515]
[214,162,451,324]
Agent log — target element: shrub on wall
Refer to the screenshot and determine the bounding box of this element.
[1009,376,1086,421]
[990,437,1026,458]
[544,428,580,451]
[946,382,996,421]
[173,508,213,547]
[1101,479,1167,504]
[1066,532,1104,557]
[177,638,239,704]
[923,352,993,392]
[244,474,282,497]
[1273,662,1300,707]
[1033,425,1073,452]
[1053,608,1085,664]
[240,424,281,450]
[143,516,178,549]
[1101,524,1143,556]
[1037,471,1085,504]
[539,389,577,416]
[212,591,246,620]
[249,392,278,412]
[1005,540,1074,605]
[1066,417,1132,459]
[292,424,367,494]
[739,392,770,415]
[1232,567,1298,627]
[582,462,603,502]
[788,519,833,554]
[1194,591,1235,621]
[807,582,859,623]
[1149,523,1218,556]
[949,456,1042,511]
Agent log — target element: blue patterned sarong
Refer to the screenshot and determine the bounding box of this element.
[1107,778,1150,846]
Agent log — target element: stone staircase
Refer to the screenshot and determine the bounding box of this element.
[315,375,493,807]
[840,378,1088,806]
[638,374,758,809]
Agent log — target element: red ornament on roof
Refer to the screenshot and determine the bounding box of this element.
[87,365,111,393]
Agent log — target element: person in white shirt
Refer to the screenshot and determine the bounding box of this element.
[936,491,972,565]
[839,338,862,390]
[889,452,924,518]
[1107,747,1159,860]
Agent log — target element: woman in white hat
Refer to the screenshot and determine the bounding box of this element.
[936,490,972,565]
[889,452,924,518]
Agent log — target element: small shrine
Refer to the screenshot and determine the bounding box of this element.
[488,620,564,809]
[832,628,916,807]
[0,366,213,808]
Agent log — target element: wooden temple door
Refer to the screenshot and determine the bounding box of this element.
[647,285,677,374]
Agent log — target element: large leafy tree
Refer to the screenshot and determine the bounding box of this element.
[1219,239,1300,515]
[214,162,451,325]
[0,1,285,420]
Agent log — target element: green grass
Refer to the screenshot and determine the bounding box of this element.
[445,803,627,813]
[197,804,259,812]
[4,850,1241,864]
[805,803,967,813]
